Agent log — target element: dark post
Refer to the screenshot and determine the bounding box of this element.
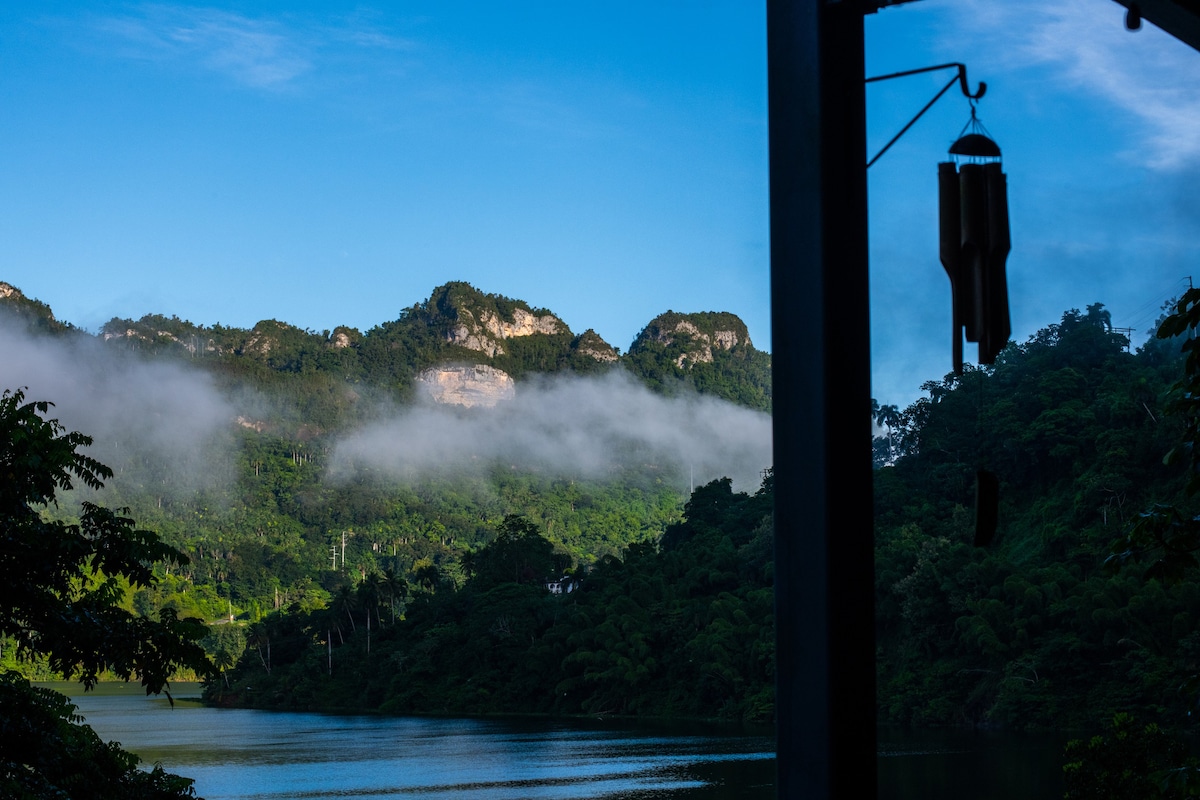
[768,0,875,798]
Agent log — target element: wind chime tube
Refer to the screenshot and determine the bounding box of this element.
[958,163,988,346]
[982,162,1011,364]
[938,162,964,374]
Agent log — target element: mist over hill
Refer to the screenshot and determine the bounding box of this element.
[331,369,770,489]
[0,279,772,642]
[0,279,771,489]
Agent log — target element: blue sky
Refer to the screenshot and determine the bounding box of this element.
[1,1,1197,406]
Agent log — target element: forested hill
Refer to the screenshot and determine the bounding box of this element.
[206,477,775,722]
[203,301,1200,729]
[875,304,1200,730]
[0,279,772,689]
[0,280,769,417]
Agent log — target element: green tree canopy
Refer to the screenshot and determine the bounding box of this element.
[0,388,213,799]
[0,389,211,691]
[463,515,568,589]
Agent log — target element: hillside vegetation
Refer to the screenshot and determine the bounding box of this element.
[0,280,770,687]
[875,304,1198,729]
[205,479,775,722]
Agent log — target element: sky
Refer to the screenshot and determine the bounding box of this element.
[1,1,1198,408]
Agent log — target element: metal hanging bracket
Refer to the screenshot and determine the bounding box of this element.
[865,62,986,168]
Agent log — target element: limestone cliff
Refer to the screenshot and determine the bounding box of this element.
[417,364,516,408]
[446,306,564,356]
[431,282,567,357]
[572,329,619,362]
[4,277,768,412]
[328,326,360,349]
[623,310,770,411]
[241,320,300,358]
[630,311,753,368]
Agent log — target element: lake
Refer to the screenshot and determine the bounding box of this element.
[57,684,1065,799]
[62,683,775,799]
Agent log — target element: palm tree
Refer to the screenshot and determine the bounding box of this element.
[873,401,902,463]
[357,578,380,656]
[413,560,442,593]
[334,584,357,634]
[323,603,345,645]
[246,620,271,675]
[378,567,408,625]
[318,605,342,675]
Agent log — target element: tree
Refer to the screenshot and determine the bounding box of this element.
[1108,288,1200,578]
[378,567,408,625]
[466,515,566,589]
[872,401,902,464]
[1063,714,1198,800]
[0,388,213,798]
[333,584,358,633]
[202,625,245,689]
[246,620,272,675]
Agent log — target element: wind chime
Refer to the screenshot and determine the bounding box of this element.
[867,64,1013,547]
[940,106,1011,546]
[938,105,1011,375]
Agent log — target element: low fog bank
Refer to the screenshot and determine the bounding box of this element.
[0,314,237,496]
[0,311,772,498]
[331,370,773,492]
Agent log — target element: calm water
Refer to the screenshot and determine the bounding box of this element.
[877,726,1065,800]
[56,684,1065,799]
[61,684,775,800]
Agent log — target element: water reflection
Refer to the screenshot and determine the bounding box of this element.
[55,684,1065,798]
[59,684,774,800]
[877,727,1065,800]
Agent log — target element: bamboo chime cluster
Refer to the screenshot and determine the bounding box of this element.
[938,116,1011,375]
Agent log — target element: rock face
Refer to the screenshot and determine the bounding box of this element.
[236,416,268,433]
[632,311,753,368]
[324,325,362,351]
[417,365,516,408]
[242,320,298,357]
[572,329,619,362]
[446,307,564,357]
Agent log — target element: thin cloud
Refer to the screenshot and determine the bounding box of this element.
[946,0,1200,170]
[88,5,416,90]
[328,26,414,52]
[94,6,311,88]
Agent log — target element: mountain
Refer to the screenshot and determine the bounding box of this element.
[624,311,771,411]
[8,280,770,415]
[0,278,775,712]
[0,277,771,616]
[0,282,73,335]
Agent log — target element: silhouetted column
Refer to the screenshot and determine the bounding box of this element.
[768,1,875,798]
